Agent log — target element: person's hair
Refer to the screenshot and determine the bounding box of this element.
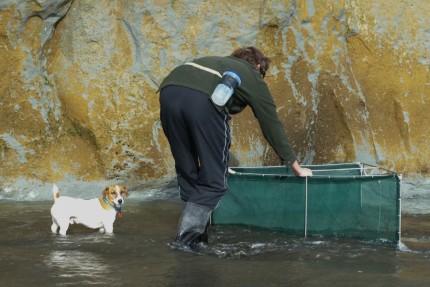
[231,46,270,78]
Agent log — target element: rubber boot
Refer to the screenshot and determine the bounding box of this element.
[193,221,209,248]
[172,202,212,252]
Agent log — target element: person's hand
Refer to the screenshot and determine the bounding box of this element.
[296,167,312,177]
[228,168,236,174]
[291,160,313,177]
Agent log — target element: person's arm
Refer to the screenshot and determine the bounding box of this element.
[240,82,297,165]
[232,64,312,177]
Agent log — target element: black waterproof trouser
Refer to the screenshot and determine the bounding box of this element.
[160,85,231,209]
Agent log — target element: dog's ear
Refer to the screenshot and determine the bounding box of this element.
[102,187,110,197]
[121,186,129,197]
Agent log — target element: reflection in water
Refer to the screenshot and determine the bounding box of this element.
[0,200,429,287]
[47,250,115,284]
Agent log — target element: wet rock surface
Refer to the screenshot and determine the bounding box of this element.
[1,1,429,192]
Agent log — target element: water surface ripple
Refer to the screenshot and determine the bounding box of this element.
[0,197,429,287]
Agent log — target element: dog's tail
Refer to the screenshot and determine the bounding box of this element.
[52,184,60,200]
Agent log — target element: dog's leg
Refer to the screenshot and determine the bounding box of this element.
[51,218,59,234]
[103,224,113,234]
[58,220,70,236]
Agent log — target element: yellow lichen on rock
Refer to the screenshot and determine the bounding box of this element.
[0,0,429,191]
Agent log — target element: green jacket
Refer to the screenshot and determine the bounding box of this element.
[159,56,297,165]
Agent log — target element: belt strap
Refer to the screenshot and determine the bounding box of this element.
[184,62,222,78]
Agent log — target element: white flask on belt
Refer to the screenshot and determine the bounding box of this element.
[210,71,241,106]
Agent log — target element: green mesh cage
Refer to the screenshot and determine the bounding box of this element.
[211,163,401,242]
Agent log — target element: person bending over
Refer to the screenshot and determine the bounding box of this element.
[159,46,312,251]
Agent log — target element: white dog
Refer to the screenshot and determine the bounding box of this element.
[50,184,128,235]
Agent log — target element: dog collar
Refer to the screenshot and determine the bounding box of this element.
[102,197,122,216]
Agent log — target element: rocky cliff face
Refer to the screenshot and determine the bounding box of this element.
[1,0,429,191]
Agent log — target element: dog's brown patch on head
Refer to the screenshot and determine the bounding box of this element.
[117,185,128,197]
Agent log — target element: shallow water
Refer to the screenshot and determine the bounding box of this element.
[1,194,430,287]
